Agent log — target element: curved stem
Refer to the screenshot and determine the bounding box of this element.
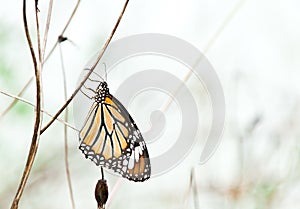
[0,0,81,121]
[10,1,43,208]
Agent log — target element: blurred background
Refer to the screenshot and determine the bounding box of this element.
[1,0,300,208]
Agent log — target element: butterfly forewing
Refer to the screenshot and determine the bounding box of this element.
[79,82,151,182]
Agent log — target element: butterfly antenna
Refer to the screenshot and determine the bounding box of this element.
[103,63,107,82]
[83,68,105,82]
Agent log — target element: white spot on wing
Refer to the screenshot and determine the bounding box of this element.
[134,147,141,162]
[128,154,134,169]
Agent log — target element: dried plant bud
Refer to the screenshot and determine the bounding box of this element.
[95,179,108,209]
[58,35,68,43]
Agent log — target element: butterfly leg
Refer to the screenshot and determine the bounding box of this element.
[80,83,97,100]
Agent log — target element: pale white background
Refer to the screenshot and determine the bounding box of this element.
[1,0,300,208]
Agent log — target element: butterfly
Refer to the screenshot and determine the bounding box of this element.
[79,80,151,182]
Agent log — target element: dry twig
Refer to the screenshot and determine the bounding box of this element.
[10,1,43,208]
[0,0,81,120]
[59,43,76,209]
[40,0,130,134]
[0,89,77,131]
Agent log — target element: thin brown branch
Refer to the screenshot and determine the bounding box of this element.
[40,0,130,134]
[44,0,81,62]
[0,79,32,120]
[59,44,76,209]
[41,0,54,63]
[0,0,81,120]
[35,1,42,65]
[101,166,104,180]
[0,89,78,131]
[61,0,81,35]
[10,1,43,208]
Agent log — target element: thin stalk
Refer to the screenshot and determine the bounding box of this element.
[59,43,76,209]
[0,0,81,120]
[0,89,77,131]
[10,1,43,208]
[40,0,130,134]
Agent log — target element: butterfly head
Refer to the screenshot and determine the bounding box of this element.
[98,81,108,91]
[95,82,110,103]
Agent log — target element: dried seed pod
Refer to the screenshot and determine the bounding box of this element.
[95,179,108,209]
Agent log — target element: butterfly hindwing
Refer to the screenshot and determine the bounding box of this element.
[111,96,151,181]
